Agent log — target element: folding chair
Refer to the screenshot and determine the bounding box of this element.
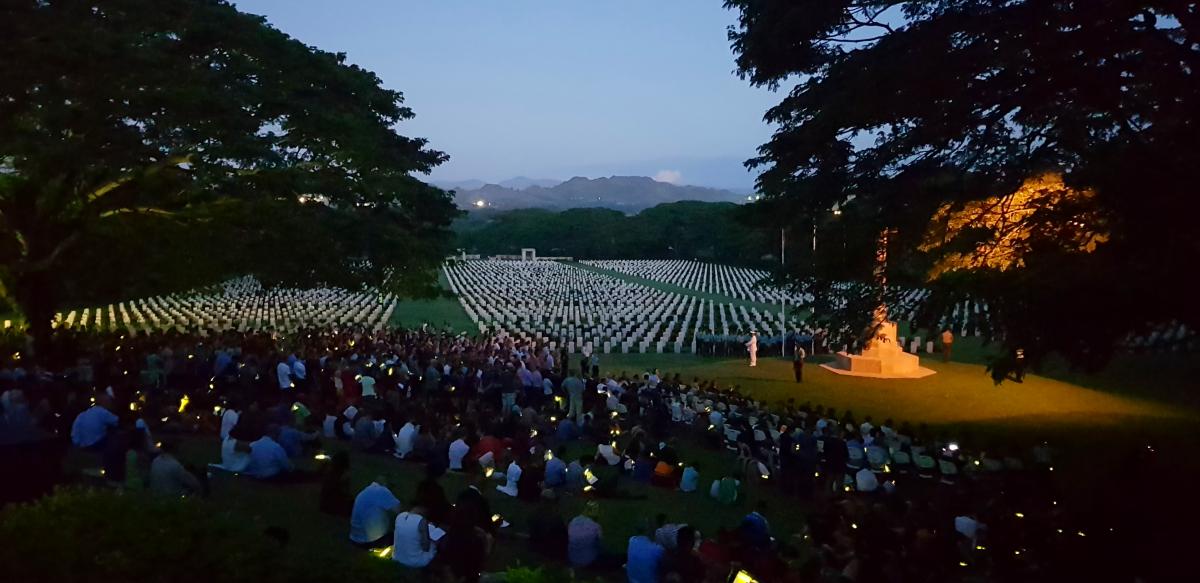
[913,453,936,479]
[938,459,959,485]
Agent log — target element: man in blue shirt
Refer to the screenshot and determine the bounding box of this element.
[626,527,665,583]
[544,447,567,488]
[245,426,294,479]
[71,395,118,450]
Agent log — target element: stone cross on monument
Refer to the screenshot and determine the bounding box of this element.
[820,227,935,378]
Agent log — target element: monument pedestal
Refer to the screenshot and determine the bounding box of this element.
[820,322,936,379]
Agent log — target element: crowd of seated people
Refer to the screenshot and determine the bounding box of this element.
[0,325,1114,581]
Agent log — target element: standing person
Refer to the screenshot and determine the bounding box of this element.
[276,357,293,391]
[823,428,848,494]
[940,328,954,362]
[563,373,586,425]
[745,331,758,367]
[589,352,600,379]
[792,345,806,383]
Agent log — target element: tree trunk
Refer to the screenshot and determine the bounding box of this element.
[12,268,57,360]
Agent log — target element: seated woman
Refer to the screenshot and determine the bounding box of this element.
[392,505,437,568]
[496,456,523,497]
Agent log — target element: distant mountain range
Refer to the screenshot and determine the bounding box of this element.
[434,176,562,192]
[437,176,749,212]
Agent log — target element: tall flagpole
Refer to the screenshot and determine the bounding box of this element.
[781,227,786,357]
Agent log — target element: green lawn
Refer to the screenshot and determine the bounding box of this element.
[388,269,476,332]
[598,352,1189,434]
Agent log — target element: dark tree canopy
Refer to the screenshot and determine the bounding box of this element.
[726,0,1200,367]
[455,201,772,263]
[0,0,458,346]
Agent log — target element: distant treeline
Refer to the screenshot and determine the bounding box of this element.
[453,201,773,264]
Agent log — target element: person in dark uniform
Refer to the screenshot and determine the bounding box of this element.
[792,346,807,383]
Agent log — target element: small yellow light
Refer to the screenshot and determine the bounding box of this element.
[314,453,330,461]
[373,546,393,558]
[732,571,759,583]
[155,441,162,448]
[129,402,138,411]
[975,545,985,551]
[1015,512,1024,518]
[850,523,857,529]
[549,416,557,422]
[583,485,594,492]
[959,562,968,567]
[484,467,494,478]
[177,395,190,413]
[1076,531,1086,537]
[843,485,851,492]
[161,416,169,422]
[491,514,501,523]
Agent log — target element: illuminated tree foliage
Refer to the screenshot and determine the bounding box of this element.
[0,0,458,350]
[920,173,1109,278]
[725,0,1200,367]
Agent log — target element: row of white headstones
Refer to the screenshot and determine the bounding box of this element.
[445,260,808,355]
[583,259,995,340]
[34,276,397,336]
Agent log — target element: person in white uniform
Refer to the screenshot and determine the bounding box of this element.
[745,331,758,367]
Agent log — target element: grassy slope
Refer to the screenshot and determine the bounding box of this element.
[387,269,475,332]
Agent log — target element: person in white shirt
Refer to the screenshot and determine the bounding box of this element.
[448,436,470,470]
[745,331,759,367]
[497,458,523,497]
[71,395,118,449]
[219,406,240,441]
[245,428,293,479]
[394,419,417,459]
[393,507,437,568]
[276,360,292,390]
[360,374,377,398]
[349,478,402,548]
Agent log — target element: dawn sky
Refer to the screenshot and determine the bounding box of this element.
[232,0,779,189]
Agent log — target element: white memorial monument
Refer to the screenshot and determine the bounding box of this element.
[821,229,936,379]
